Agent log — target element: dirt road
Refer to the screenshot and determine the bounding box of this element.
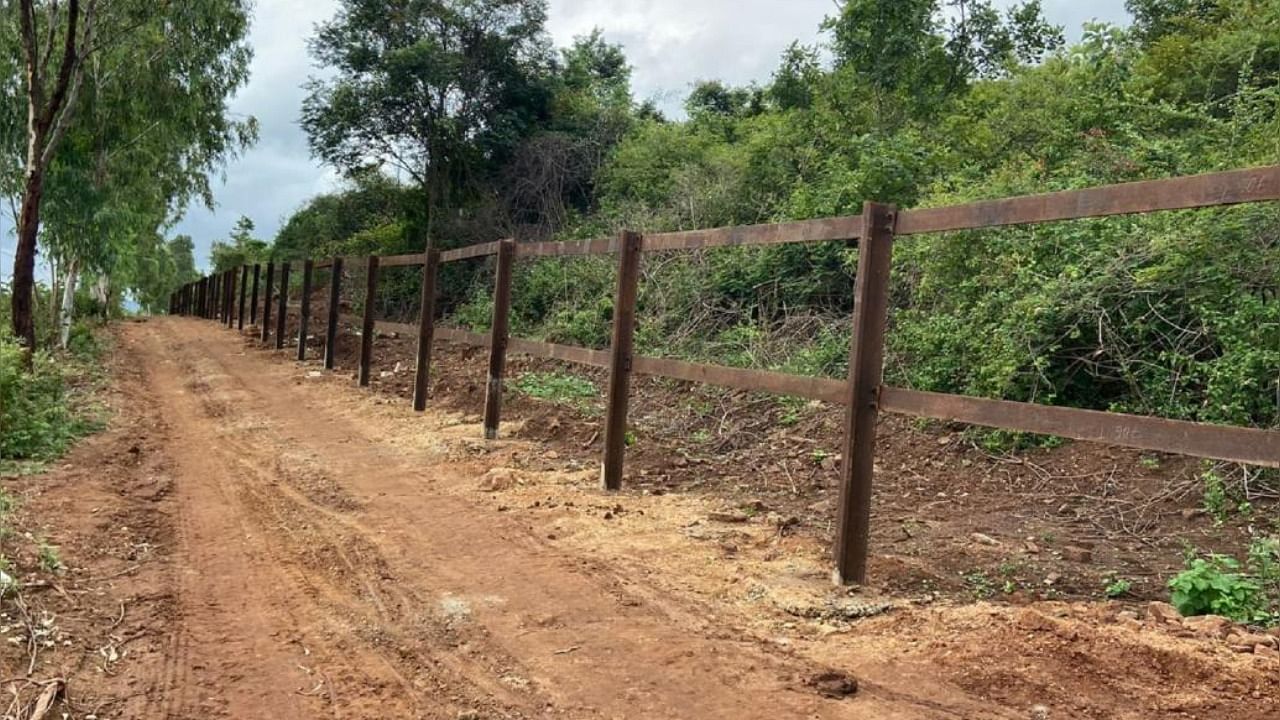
[130,317,975,719]
[14,317,1275,719]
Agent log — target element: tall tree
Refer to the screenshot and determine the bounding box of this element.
[301,0,554,245]
[4,0,255,345]
[6,0,97,353]
[502,30,634,235]
[823,0,1061,122]
[210,216,268,271]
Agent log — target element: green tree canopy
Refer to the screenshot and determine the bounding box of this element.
[301,0,555,242]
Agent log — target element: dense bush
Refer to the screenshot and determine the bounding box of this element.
[0,331,95,462]
[282,2,1280,432]
[1170,540,1280,625]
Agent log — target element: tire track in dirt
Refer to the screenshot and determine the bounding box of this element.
[133,317,1054,719]
[153,324,549,718]
[139,318,852,719]
[142,332,400,719]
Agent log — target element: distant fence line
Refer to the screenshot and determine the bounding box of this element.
[170,164,1280,586]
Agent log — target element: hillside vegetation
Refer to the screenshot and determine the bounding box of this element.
[248,0,1279,432]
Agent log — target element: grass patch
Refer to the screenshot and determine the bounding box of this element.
[0,322,110,474]
[510,371,600,413]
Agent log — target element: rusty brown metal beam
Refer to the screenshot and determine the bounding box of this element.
[880,387,1280,469]
[896,165,1280,236]
[600,232,643,491]
[482,240,516,439]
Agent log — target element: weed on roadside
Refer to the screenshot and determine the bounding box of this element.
[511,371,600,413]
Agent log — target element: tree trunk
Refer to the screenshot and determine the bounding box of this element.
[49,256,59,337]
[93,274,110,320]
[10,167,45,356]
[59,256,79,349]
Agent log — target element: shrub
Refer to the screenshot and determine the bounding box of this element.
[1169,554,1270,624]
[0,332,96,462]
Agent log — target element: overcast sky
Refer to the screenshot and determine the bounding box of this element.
[1,0,1131,279]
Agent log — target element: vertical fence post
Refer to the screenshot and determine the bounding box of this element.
[208,275,217,320]
[325,257,343,370]
[238,265,249,330]
[833,201,897,586]
[250,263,261,326]
[260,261,275,343]
[275,261,291,350]
[297,259,314,361]
[358,256,380,387]
[482,239,517,440]
[198,277,206,318]
[413,249,440,412]
[600,231,644,491]
[225,270,236,327]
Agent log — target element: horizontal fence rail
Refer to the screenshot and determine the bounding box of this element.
[170,163,1280,587]
[896,165,1280,235]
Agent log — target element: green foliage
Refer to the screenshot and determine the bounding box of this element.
[210,217,270,271]
[1104,577,1133,598]
[274,171,424,259]
[0,331,98,462]
[1202,468,1230,524]
[963,569,997,599]
[284,0,1279,437]
[302,0,555,243]
[511,371,598,410]
[37,542,62,574]
[1,0,256,329]
[1169,553,1271,623]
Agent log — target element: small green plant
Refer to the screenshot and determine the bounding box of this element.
[623,430,637,448]
[1201,469,1230,524]
[963,570,995,599]
[810,449,830,465]
[37,542,63,573]
[510,372,598,410]
[1139,456,1160,470]
[1168,554,1269,623]
[690,428,712,444]
[775,396,806,427]
[0,487,16,518]
[1104,577,1133,598]
[1248,536,1280,604]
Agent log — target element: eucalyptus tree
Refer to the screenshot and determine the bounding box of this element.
[42,0,255,341]
[1,0,97,353]
[1,0,256,346]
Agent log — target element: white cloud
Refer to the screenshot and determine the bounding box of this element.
[547,0,833,113]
